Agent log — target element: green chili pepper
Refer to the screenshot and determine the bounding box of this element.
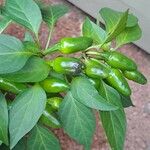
[88,78,100,90]
[123,70,147,85]
[100,51,137,71]
[0,77,27,94]
[60,37,93,54]
[47,97,63,110]
[52,57,83,75]
[39,105,61,128]
[85,59,110,79]
[105,69,131,96]
[40,77,69,93]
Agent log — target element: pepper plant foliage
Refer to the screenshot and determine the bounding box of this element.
[0,0,147,150]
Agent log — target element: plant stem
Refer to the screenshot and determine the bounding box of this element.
[45,25,54,49]
[86,51,108,60]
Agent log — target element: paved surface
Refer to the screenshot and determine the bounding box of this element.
[3,0,150,149]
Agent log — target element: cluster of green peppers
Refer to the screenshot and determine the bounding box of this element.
[94,51,147,96]
[0,36,147,128]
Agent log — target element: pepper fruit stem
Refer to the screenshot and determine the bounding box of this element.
[86,51,109,60]
[86,51,101,56]
[42,43,61,55]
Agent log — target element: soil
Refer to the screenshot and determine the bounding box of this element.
[2,0,150,149]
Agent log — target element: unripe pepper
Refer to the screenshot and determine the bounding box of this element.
[60,37,93,54]
[40,77,69,93]
[100,51,137,71]
[39,104,61,128]
[105,69,131,96]
[85,59,110,79]
[88,78,100,90]
[123,70,147,85]
[52,57,83,75]
[0,77,27,94]
[47,97,63,110]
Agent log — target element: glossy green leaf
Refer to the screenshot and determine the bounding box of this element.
[0,93,8,145]
[0,34,33,74]
[82,17,106,44]
[59,91,95,149]
[27,125,61,150]
[99,80,126,150]
[116,24,142,47]
[23,32,34,42]
[2,57,50,83]
[71,77,118,111]
[127,14,138,27]
[0,141,2,145]
[9,85,46,149]
[100,8,129,43]
[0,16,11,33]
[120,94,134,108]
[100,7,138,30]
[4,0,42,35]
[40,4,68,26]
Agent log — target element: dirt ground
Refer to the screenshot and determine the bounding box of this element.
[2,0,150,149]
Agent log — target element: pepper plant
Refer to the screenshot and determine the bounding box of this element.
[0,0,147,150]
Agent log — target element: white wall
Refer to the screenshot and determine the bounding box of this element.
[67,0,150,53]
